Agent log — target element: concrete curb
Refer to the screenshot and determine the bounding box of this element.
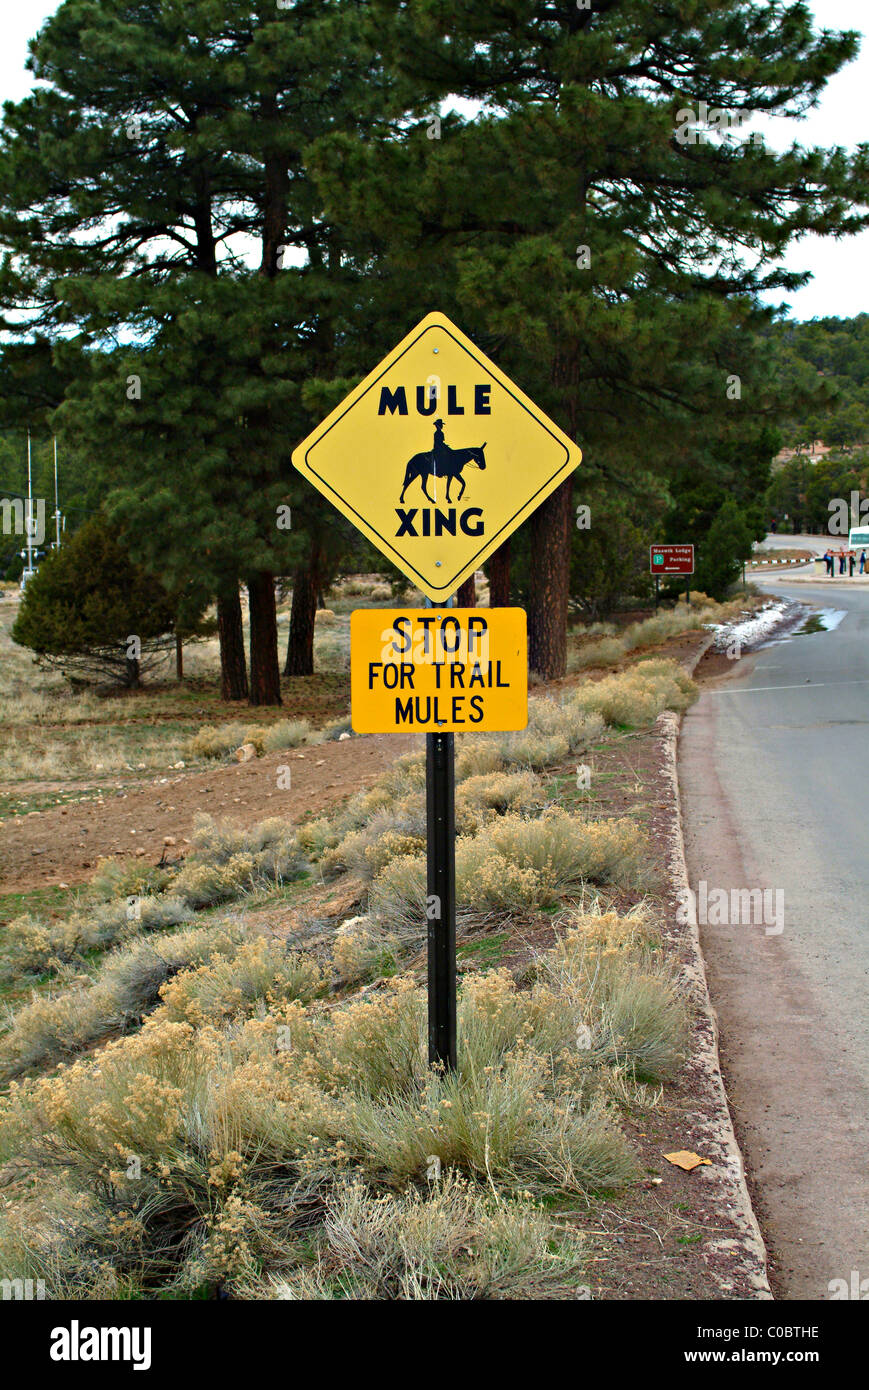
[657,635,772,1297]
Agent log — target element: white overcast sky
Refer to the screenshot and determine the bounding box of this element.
[3,0,869,323]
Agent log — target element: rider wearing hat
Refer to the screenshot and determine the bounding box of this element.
[432,418,448,474]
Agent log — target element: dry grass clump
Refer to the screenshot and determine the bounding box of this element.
[0,897,194,986]
[491,731,570,768]
[569,603,719,671]
[158,937,325,1026]
[331,917,402,985]
[329,575,394,601]
[571,635,629,668]
[368,853,428,929]
[311,754,426,857]
[573,620,618,638]
[1,809,308,1008]
[88,857,173,903]
[569,659,696,728]
[0,913,85,983]
[325,811,427,882]
[374,750,427,799]
[569,594,765,675]
[329,784,396,836]
[0,922,247,1078]
[0,683,102,728]
[249,1175,584,1300]
[315,744,564,886]
[188,721,265,759]
[0,915,672,1295]
[524,700,606,753]
[94,894,193,939]
[170,856,262,911]
[188,813,303,873]
[454,739,505,778]
[452,703,604,777]
[165,814,308,908]
[320,715,353,740]
[0,728,193,781]
[187,719,317,761]
[454,771,544,828]
[371,809,651,926]
[535,906,687,1082]
[314,622,352,672]
[262,720,316,752]
[296,816,341,859]
[457,811,651,909]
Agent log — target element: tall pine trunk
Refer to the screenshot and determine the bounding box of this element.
[175,633,184,681]
[487,541,511,607]
[456,573,476,606]
[285,561,317,676]
[217,590,248,701]
[528,476,573,680]
[247,571,282,706]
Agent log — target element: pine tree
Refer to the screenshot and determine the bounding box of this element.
[0,0,422,701]
[12,513,178,686]
[694,498,755,599]
[312,0,869,673]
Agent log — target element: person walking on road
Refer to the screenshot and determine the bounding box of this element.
[839,549,847,575]
[824,548,834,576]
[860,549,867,574]
[849,549,856,576]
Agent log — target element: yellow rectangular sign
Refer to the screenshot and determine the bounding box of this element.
[351,608,527,733]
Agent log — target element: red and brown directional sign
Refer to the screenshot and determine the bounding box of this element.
[650,544,694,575]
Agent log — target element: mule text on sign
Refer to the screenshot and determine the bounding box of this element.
[292,312,582,601]
[351,608,527,733]
[650,544,694,575]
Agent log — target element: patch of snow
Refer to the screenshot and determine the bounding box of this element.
[705,600,789,653]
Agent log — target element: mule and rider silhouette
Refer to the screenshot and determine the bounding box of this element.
[399,419,487,504]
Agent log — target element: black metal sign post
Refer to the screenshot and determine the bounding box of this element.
[654,575,659,614]
[424,597,457,1071]
[426,726,456,1070]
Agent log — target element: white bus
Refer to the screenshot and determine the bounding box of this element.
[848,526,869,550]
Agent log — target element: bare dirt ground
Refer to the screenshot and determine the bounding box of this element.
[0,734,419,892]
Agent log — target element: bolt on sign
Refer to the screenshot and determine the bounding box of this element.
[351,608,527,733]
[650,544,694,574]
[291,311,582,600]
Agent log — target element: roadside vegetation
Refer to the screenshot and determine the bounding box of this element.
[0,653,696,1299]
[0,586,752,815]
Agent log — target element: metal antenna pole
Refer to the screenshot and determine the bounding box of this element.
[54,437,61,547]
[26,430,33,576]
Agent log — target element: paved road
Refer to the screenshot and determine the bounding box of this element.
[753,531,822,551]
[680,578,869,1300]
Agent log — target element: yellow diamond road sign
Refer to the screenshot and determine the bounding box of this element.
[291,312,582,600]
